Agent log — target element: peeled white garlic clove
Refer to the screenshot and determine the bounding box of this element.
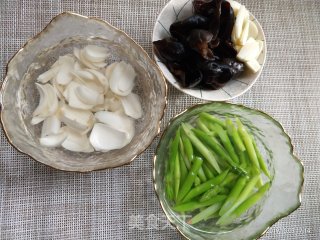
[82,45,109,63]
[237,38,260,62]
[33,83,58,118]
[80,49,107,69]
[89,123,128,152]
[39,131,67,147]
[105,62,118,78]
[51,80,66,101]
[109,61,136,96]
[37,68,57,83]
[60,103,94,132]
[95,111,135,142]
[61,127,94,152]
[120,93,142,119]
[248,20,259,39]
[75,85,104,106]
[41,115,61,137]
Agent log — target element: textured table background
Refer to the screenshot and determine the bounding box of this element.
[0,0,319,239]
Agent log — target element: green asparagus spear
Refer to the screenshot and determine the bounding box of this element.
[188,202,223,224]
[202,162,215,179]
[179,153,188,183]
[219,176,247,216]
[236,118,260,169]
[210,123,240,164]
[226,118,246,152]
[182,123,221,173]
[217,182,270,226]
[251,135,271,179]
[216,174,260,224]
[199,186,222,202]
[177,157,203,202]
[179,139,191,169]
[182,135,194,162]
[173,195,227,212]
[182,170,229,203]
[199,112,226,128]
[174,154,181,201]
[196,118,211,134]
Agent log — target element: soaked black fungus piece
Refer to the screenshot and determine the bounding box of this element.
[193,0,223,17]
[222,58,245,77]
[214,41,237,58]
[170,15,209,41]
[218,1,235,41]
[200,61,233,89]
[187,29,215,59]
[168,62,203,88]
[153,38,187,63]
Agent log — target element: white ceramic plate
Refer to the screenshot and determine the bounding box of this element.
[152,0,267,101]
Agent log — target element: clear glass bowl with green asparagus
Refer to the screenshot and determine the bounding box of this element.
[153,102,303,240]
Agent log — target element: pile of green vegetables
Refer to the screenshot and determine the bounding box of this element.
[164,112,271,226]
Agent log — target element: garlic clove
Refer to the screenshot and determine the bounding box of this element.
[39,131,67,147]
[95,111,135,142]
[82,45,109,63]
[236,38,260,62]
[89,123,128,152]
[54,55,75,85]
[60,103,94,132]
[109,61,136,96]
[61,127,94,152]
[75,85,104,106]
[72,70,104,94]
[41,115,61,137]
[33,83,58,118]
[120,93,142,119]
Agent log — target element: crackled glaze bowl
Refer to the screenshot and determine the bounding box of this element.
[153,102,303,239]
[0,12,167,172]
[152,0,267,101]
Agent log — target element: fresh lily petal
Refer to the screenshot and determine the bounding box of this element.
[60,103,94,132]
[61,127,94,152]
[120,93,142,119]
[89,123,128,152]
[39,131,67,147]
[88,69,109,91]
[55,55,75,85]
[103,93,124,112]
[109,61,136,96]
[31,116,46,125]
[75,85,104,105]
[41,115,61,137]
[72,70,104,94]
[33,83,58,118]
[37,68,57,83]
[82,45,109,63]
[64,82,95,110]
[95,111,135,142]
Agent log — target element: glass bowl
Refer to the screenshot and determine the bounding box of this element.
[153,102,303,239]
[0,12,167,172]
[152,0,267,101]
